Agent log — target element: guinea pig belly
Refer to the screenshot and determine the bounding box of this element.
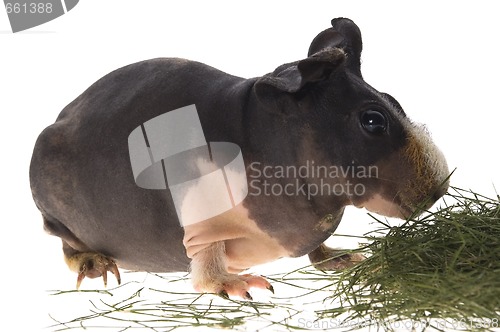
[182,204,291,272]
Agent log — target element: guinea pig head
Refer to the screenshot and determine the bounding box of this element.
[343,93,450,219]
[254,18,449,219]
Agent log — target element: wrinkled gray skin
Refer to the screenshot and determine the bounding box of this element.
[30,18,448,277]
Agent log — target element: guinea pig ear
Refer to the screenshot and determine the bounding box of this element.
[254,47,346,99]
[308,18,363,77]
[298,47,346,84]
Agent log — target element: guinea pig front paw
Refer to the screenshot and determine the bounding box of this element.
[193,273,273,300]
[308,244,365,271]
[188,241,273,300]
[65,252,121,289]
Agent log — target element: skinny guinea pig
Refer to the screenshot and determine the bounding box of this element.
[30,18,449,299]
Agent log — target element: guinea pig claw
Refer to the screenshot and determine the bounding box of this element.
[244,291,253,301]
[109,263,121,285]
[76,271,85,290]
[102,269,109,288]
[218,290,229,299]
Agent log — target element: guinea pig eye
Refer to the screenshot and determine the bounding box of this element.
[360,110,388,135]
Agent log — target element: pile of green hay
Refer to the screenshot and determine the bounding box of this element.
[319,187,500,331]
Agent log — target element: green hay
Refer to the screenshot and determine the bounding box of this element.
[47,274,311,331]
[318,187,500,331]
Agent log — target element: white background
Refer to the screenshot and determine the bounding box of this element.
[1,1,499,331]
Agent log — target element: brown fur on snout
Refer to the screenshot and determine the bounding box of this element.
[398,123,450,212]
[359,122,449,218]
[404,128,449,198]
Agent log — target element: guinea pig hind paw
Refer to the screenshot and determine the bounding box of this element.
[68,252,121,289]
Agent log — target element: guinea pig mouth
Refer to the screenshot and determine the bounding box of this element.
[356,194,415,219]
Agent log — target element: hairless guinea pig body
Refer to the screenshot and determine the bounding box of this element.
[30,18,449,299]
